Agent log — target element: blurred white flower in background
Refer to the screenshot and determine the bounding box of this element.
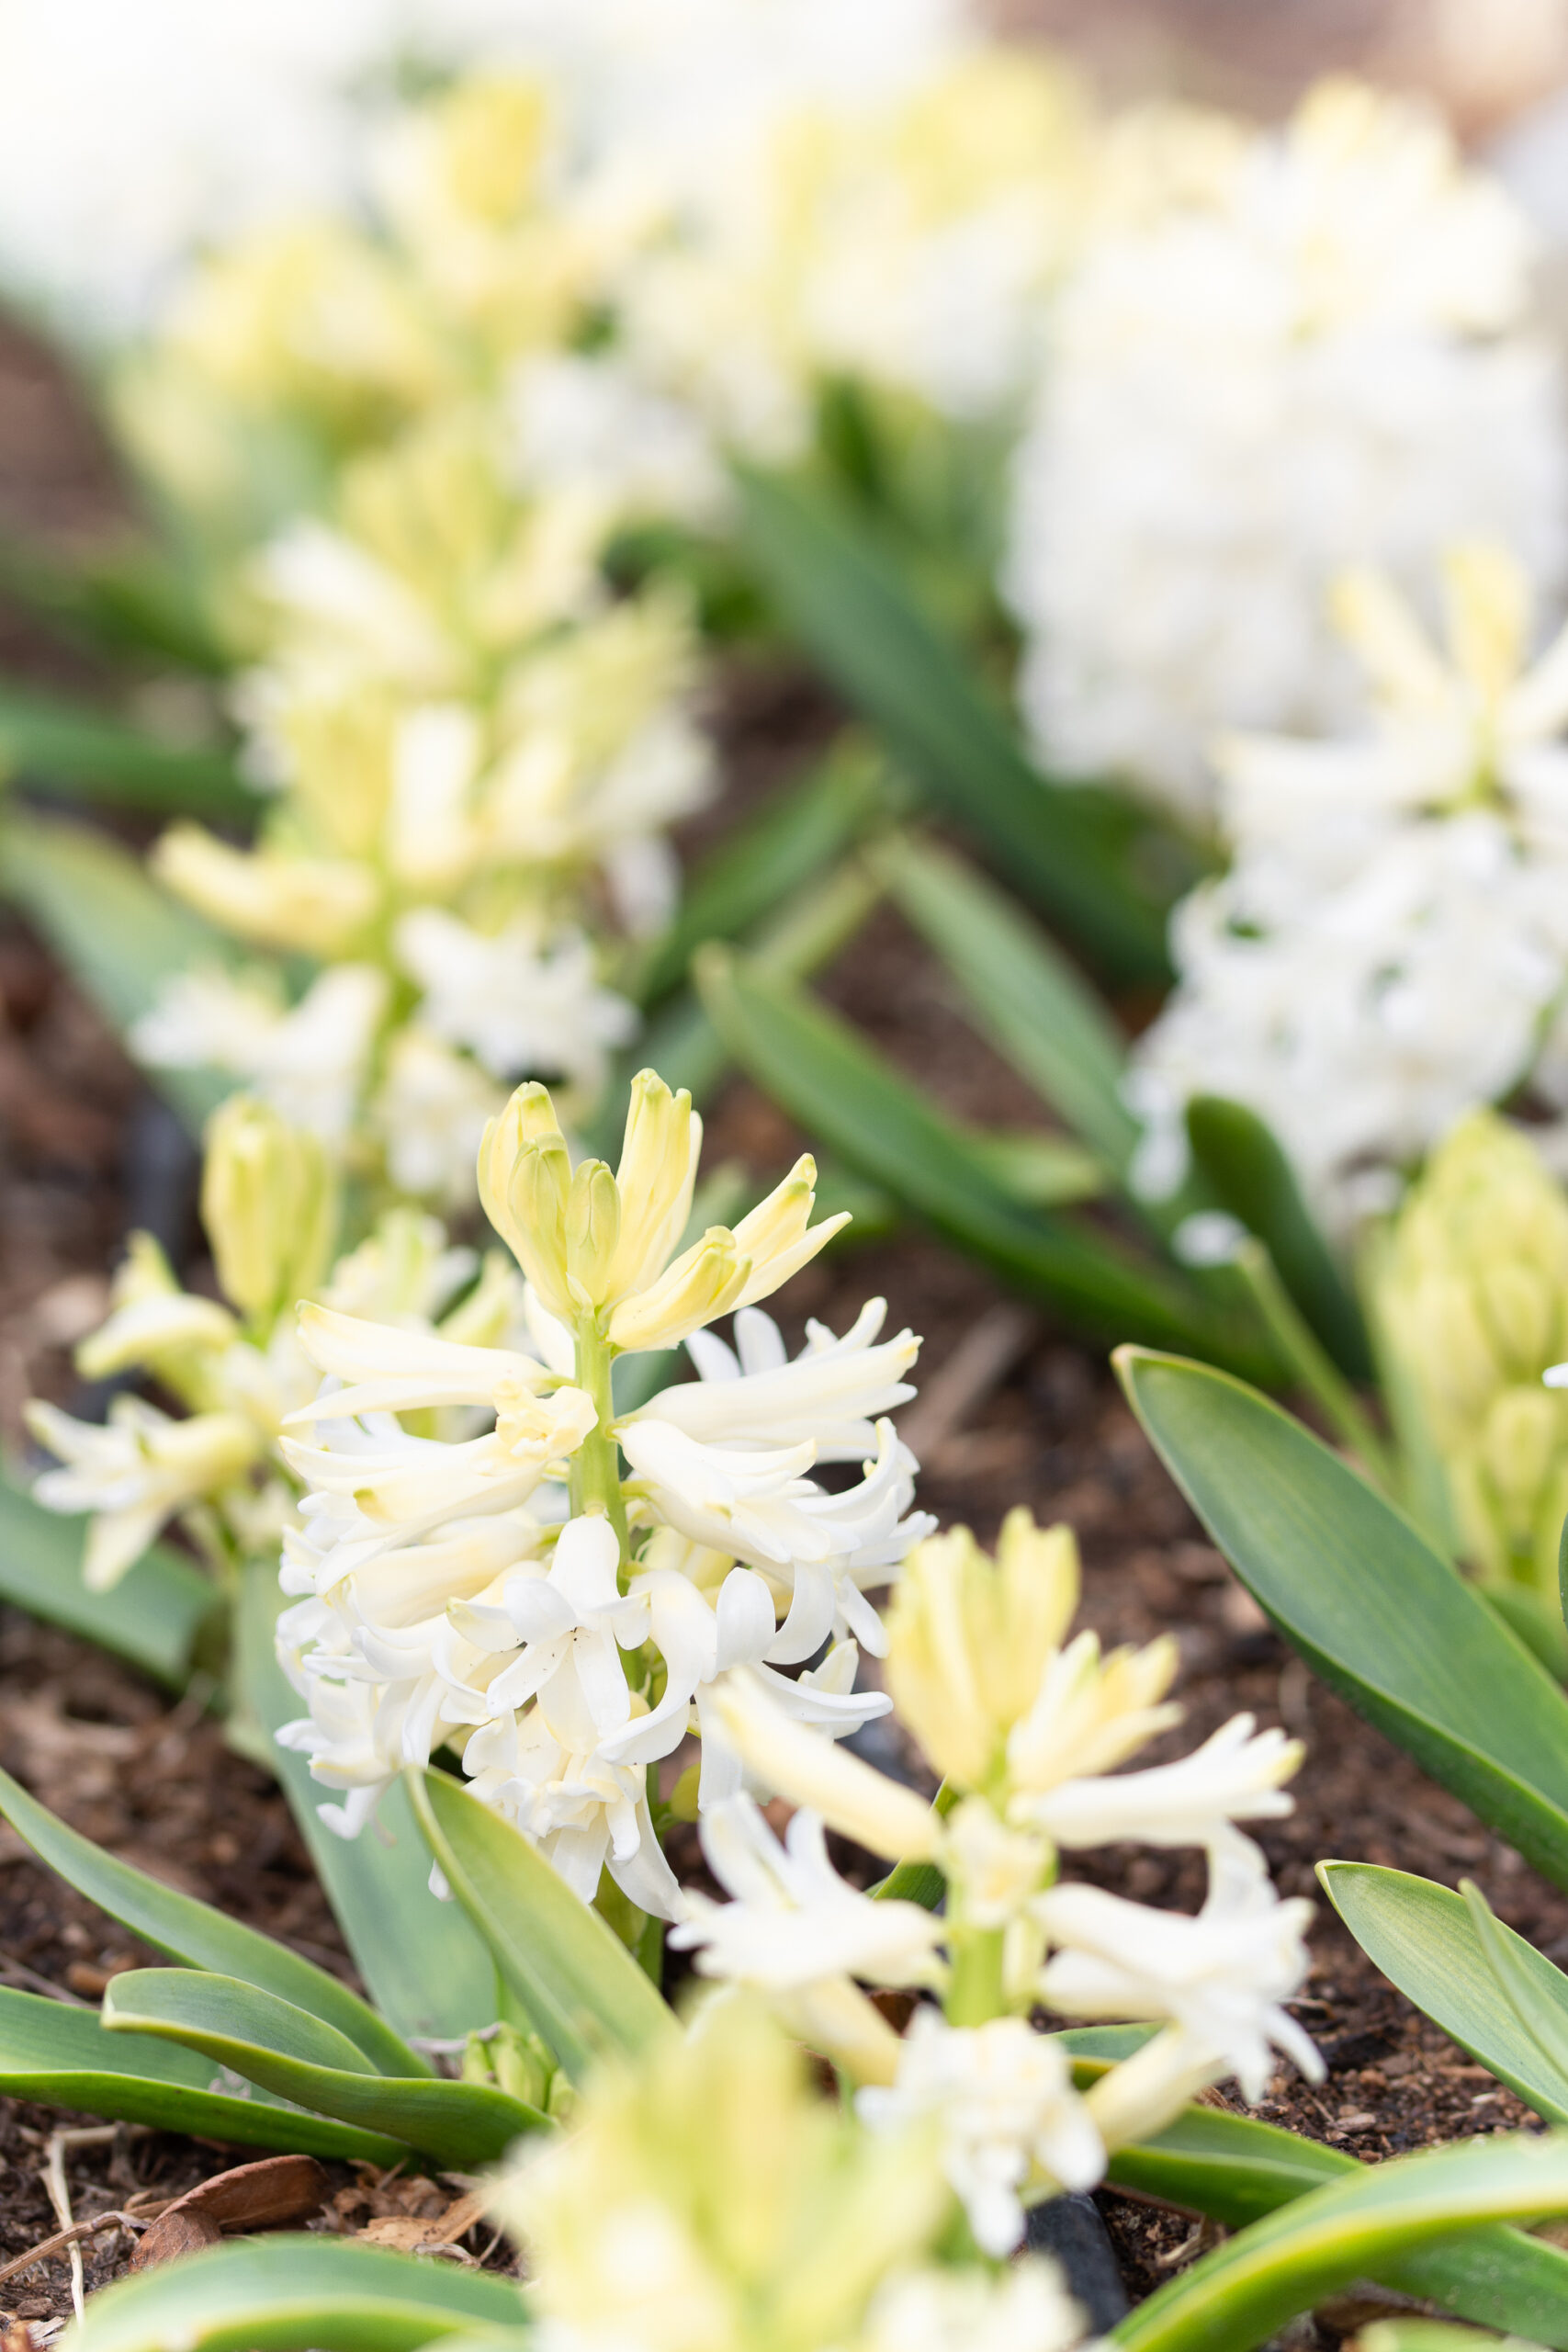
[1005,81,1568,823]
[1132,543,1568,1224]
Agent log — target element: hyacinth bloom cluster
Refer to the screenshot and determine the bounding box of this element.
[1005,80,1568,822]
[1131,543,1568,1227]
[673,1510,1320,2260]
[502,1993,1100,2352]
[24,1097,522,1588]
[274,1069,931,1918]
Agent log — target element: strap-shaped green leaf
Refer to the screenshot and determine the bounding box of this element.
[236,1559,504,2043]
[1112,2131,1568,2352]
[1116,1349,1568,1887]
[0,1476,217,1688]
[104,1971,540,2165]
[877,832,1141,1175]
[630,745,892,1008]
[0,1759,415,2075]
[1185,1095,1371,1378]
[64,2234,526,2352]
[0,1985,402,2164]
[735,465,1173,980]
[1062,2037,1568,2337]
[0,810,233,1130]
[1323,1861,1568,2121]
[408,1767,675,2081]
[697,950,1269,1372]
[0,684,251,821]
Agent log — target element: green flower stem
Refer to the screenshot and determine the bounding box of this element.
[944,1928,1006,2027]
[571,1323,631,1567]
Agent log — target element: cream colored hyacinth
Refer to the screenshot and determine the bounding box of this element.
[25,1096,520,1589]
[499,1993,1100,2352]
[677,1510,1319,2259]
[117,72,716,1207]
[1130,543,1568,1228]
[274,1069,930,1918]
[1006,79,1568,822]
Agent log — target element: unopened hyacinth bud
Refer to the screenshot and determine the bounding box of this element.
[886,1510,1081,1794]
[201,1095,339,1332]
[1376,1110,1568,1594]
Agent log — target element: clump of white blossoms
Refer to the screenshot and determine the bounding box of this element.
[275,1069,930,1918]
[1131,541,1568,1226]
[1004,80,1568,823]
[24,1096,521,1587]
[678,1509,1320,2259]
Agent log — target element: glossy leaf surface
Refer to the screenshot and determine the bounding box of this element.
[236,1559,503,2043]
[65,2234,526,2352]
[1116,1349,1568,1888]
[1113,2132,1568,2352]
[1323,1862,1568,2121]
[0,1986,400,2164]
[0,1476,216,1687]
[409,1767,675,2080]
[104,1971,540,2165]
[0,1760,415,2075]
[698,952,1266,1369]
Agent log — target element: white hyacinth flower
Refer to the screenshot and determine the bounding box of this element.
[1036,1830,1323,2105]
[133,963,387,1143]
[1005,83,1568,822]
[1017,1713,1303,1850]
[277,1072,922,1914]
[393,909,638,1093]
[671,1794,945,1992]
[1132,542,1568,1226]
[858,2010,1105,2256]
[27,1395,260,1590]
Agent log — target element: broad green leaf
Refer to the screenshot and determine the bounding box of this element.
[1322,1862,1568,2122]
[1115,1350,1568,1889]
[0,1758,415,2075]
[1112,2132,1568,2352]
[0,1985,401,2164]
[1063,2042,1568,2339]
[697,952,1269,1372]
[877,832,1140,1173]
[0,810,233,1129]
[630,744,893,1008]
[963,1128,1105,1207]
[104,1971,540,2165]
[735,465,1173,980]
[64,2234,526,2352]
[408,1767,675,2081]
[0,684,251,821]
[0,1475,217,1687]
[1355,2330,1505,2352]
[235,1559,504,2042]
[1186,1095,1371,1379]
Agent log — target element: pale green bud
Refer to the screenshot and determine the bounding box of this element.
[479,1082,575,1318]
[201,1096,338,1332]
[566,1159,621,1309]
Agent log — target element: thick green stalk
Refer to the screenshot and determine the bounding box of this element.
[570,1323,631,1566]
[944,1928,1006,2027]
